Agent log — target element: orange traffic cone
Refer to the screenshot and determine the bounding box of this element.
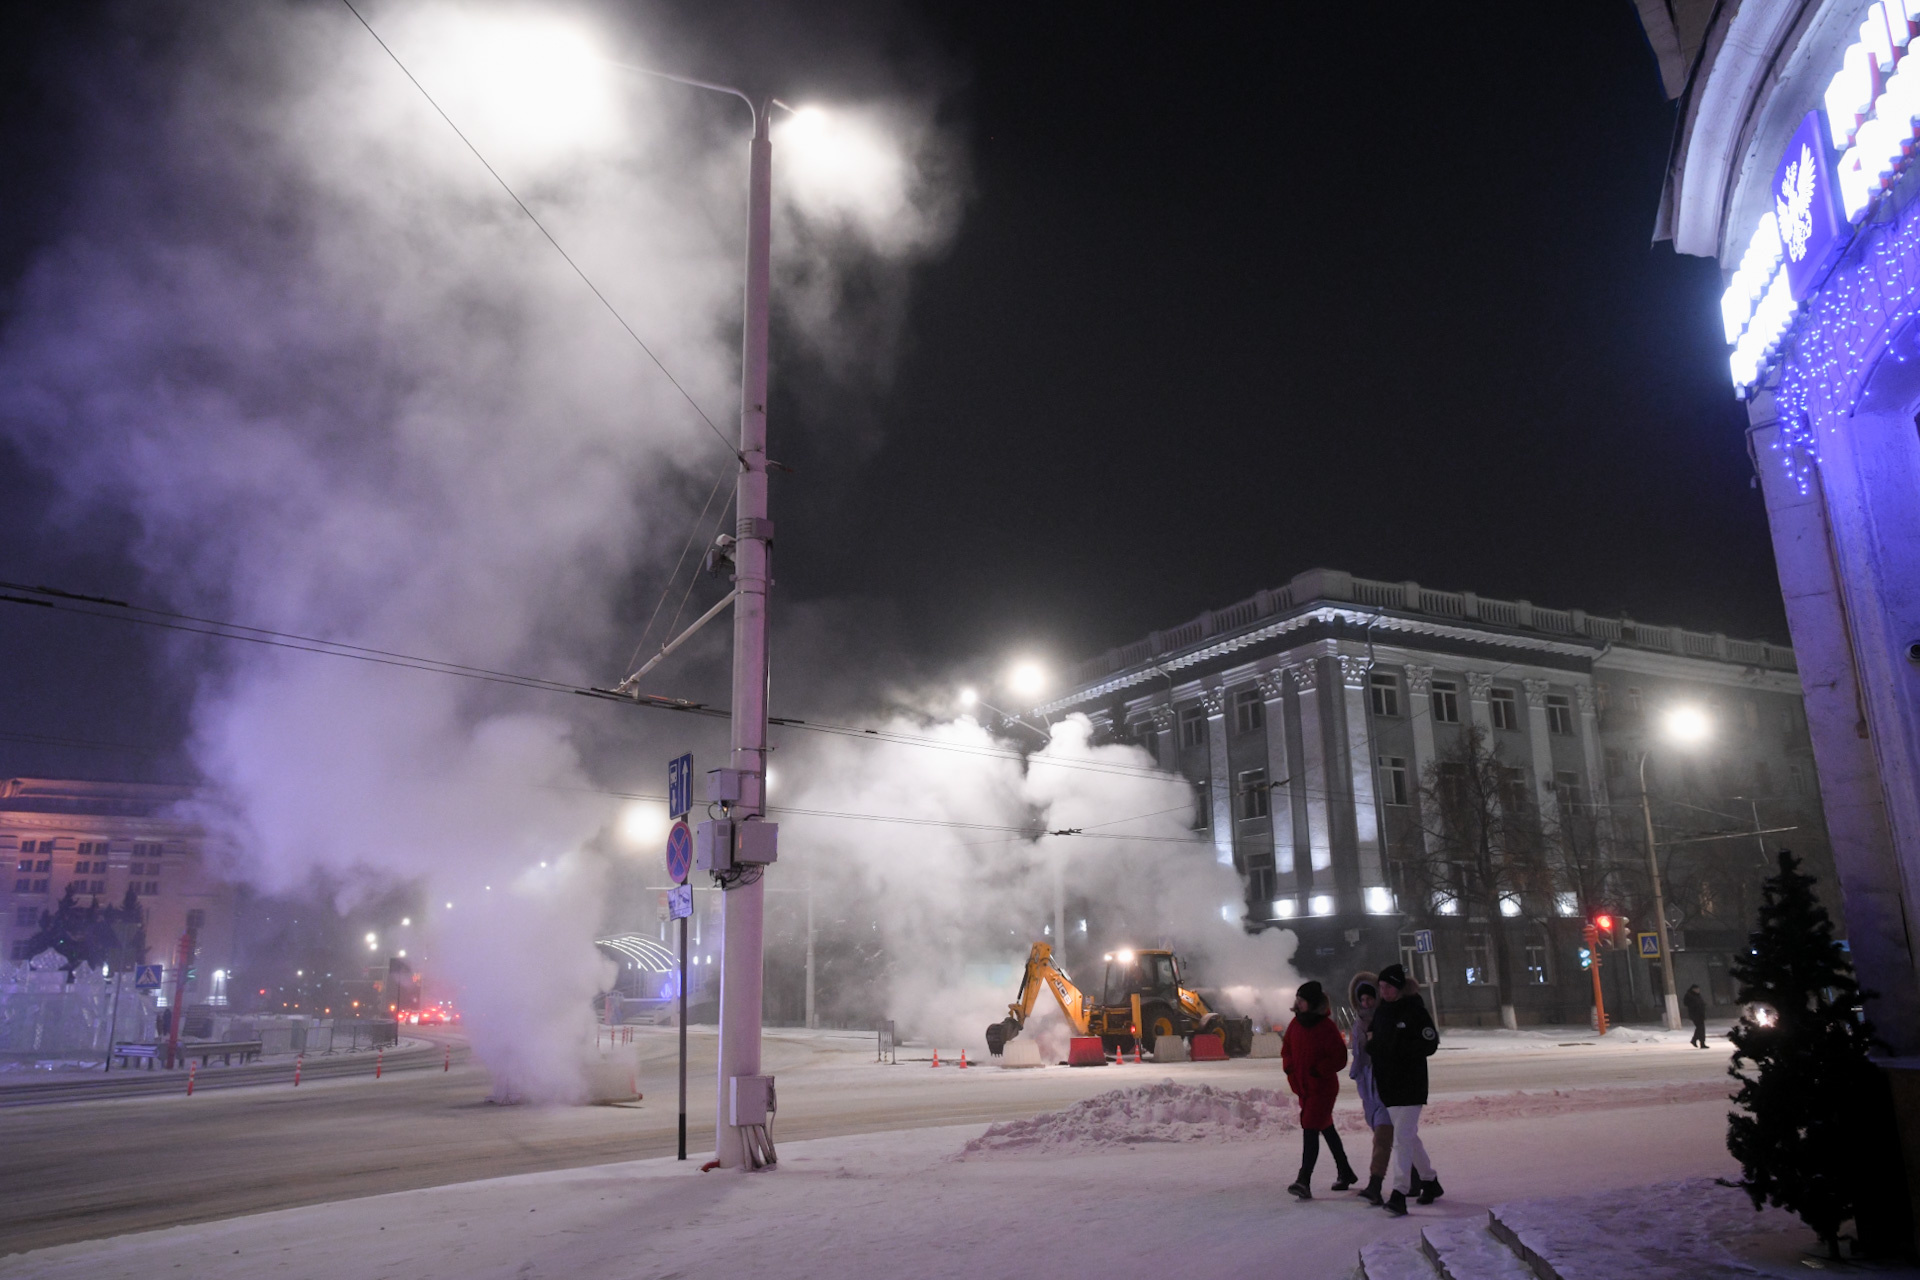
[1135,1041,1143,1065]
[187,1061,197,1095]
[959,1050,968,1069]
[932,1048,940,1068]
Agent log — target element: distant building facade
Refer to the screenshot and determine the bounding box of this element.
[0,778,236,1001]
[1039,568,1833,1026]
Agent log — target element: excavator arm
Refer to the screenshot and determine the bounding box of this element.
[987,942,1087,1054]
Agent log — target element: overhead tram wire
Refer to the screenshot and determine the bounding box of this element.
[622,466,735,678]
[337,0,740,462]
[0,583,1259,788]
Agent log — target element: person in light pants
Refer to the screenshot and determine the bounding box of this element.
[1365,963,1443,1215]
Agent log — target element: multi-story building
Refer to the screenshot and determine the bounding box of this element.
[1038,568,1833,1026]
[1,778,236,1001]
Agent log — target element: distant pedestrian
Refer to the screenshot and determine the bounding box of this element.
[1366,963,1442,1216]
[1684,984,1708,1049]
[1347,972,1393,1204]
[1283,980,1358,1199]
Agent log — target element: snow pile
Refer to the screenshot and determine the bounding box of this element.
[1426,1080,1727,1123]
[1493,1176,1811,1280]
[961,1080,1297,1155]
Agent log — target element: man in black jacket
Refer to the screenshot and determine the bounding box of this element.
[1683,984,1708,1048]
[1365,963,1442,1215]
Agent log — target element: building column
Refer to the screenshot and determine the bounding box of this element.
[1204,687,1233,868]
[1258,670,1296,882]
[1291,660,1333,876]
[1339,655,1386,903]
[1573,682,1606,814]
[1750,407,1920,1048]
[1522,677,1556,811]
[1404,664,1437,858]
[1466,671,1493,736]
[1146,704,1176,770]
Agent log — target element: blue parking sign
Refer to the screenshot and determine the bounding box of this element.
[1413,930,1433,955]
[668,753,693,820]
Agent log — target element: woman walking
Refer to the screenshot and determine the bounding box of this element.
[1347,973,1394,1204]
[1282,980,1358,1199]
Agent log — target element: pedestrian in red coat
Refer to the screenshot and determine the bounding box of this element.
[1283,980,1356,1199]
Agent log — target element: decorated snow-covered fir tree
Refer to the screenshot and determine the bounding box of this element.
[1725,850,1903,1259]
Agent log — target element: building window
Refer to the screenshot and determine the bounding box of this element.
[1234,690,1264,733]
[30,880,47,894]
[1498,766,1529,813]
[1627,687,1644,712]
[1546,694,1573,735]
[1432,890,1460,916]
[1192,782,1210,830]
[1490,687,1520,731]
[78,840,108,857]
[1554,770,1583,817]
[1180,708,1206,748]
[33,860,49,873]
[1788,763,1806,796]
[141,881,159,895]
[133,842,162,858]
[1605,747,1624,778]
[11,879,27,894]
[1464,934,1495,985]
[1779,707,1795,733]
[1309,894,1335,917]
[14,906,36,926]
[1431,680,1460,724]
[14,858,28,873]
[1523,941,1549,985]
[1369,672,1400,717]
[1237,769,1269,820]
[1248,865,1275,903]
[1378,756,1409,807]
[1754,760,1773,795]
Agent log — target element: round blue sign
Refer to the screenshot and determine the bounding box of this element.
[665,820,694,885]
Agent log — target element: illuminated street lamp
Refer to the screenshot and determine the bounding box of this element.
[1637,704,1712,1031]
[959,660,1052,740]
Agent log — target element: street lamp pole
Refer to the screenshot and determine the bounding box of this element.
[1636,750,1684,1031]
[715,94,775,1170]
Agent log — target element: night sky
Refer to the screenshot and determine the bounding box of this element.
[0,2,1769,781]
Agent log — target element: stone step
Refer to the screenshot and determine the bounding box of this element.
[1358,1238,1441,1280]
[1420,1216,1540,1280]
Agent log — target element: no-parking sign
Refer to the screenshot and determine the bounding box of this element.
[665,820,694,885]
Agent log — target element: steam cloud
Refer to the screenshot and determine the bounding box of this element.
[2,1,1290,1100]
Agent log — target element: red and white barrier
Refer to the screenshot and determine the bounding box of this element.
[294,1053,303,1087]
[186,1062,197,1095]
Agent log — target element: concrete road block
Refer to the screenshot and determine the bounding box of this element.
[1151,1036,1190,1063]
[998,1038,1043,1068]
[1246,1032,1283,1058]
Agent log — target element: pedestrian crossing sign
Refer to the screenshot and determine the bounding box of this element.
[134,964,163,990]
[1637,932,1661,958]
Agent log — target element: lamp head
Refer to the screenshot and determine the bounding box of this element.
[1662,705,1712,746]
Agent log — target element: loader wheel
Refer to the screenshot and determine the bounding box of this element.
[1138,1001,1179,1052]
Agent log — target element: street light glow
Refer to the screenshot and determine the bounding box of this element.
[414,13,617,160]
[1663,705,1712,745]
[958,687,977,708]
[622,801,668,846]
[774,105,915,237]
[1009,661,1046,699]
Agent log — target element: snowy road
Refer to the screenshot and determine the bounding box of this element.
[0,1025,1736,1257]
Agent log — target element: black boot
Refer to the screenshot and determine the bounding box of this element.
[1331,1164,1359,1191]
[1357,1174,1383,1205]
[1417,1174,1444,1205]
[1385,1190,1408,1216]
[1286,1171,1312,1200]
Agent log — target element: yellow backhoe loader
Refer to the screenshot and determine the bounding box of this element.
[984,942,1253,1057]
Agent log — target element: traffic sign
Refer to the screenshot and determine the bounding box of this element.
[668,884,693,920]
[665,820,694,885]
[1413,929,1433,955]
[133,964,163,991]
[668,753,694,820]
[1637,932,1662,958]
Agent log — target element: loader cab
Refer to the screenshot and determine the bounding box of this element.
[1099,948,1181,1004]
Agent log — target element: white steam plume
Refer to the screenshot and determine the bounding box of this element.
[0,1,956,1100]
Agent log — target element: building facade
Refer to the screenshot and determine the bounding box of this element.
[1,778,236,1001]
[1637,0,1920,1054]
[1037,568,1832,1026]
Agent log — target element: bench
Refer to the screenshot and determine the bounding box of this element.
[112,1040,264,1069]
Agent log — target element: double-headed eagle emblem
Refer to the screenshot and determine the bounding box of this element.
[1778,143,1818,263]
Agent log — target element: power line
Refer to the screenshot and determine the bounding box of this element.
[336,0,740,460]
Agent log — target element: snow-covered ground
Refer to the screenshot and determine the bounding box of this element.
[10,1072,1765,1280]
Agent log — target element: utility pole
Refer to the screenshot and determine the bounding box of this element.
[804,862,816,1030]
[1636,752,1683,1031]
[715,97,775,1170]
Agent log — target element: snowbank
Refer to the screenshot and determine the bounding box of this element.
[960,1078,1731,1158]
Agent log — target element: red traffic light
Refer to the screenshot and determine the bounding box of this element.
[1595,914,1614,931]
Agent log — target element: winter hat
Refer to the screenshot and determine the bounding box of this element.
[1354,981,1377,1000]
[1349,970,1379,1009]
[1296,980,1327,1011]
[1377,963,1409,990]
